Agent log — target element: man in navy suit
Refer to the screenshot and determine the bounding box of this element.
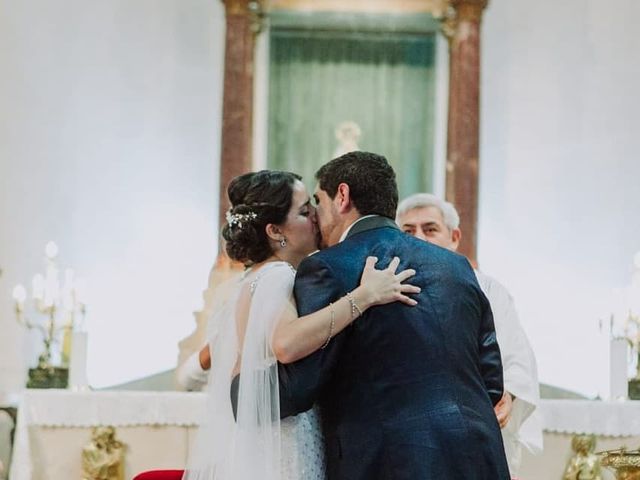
[278,151,510,479]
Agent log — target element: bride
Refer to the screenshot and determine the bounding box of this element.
[183,170,418,480]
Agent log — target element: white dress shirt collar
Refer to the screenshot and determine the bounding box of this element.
[338,215,377,243]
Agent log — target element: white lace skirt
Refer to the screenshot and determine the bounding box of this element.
[280,408,327,480]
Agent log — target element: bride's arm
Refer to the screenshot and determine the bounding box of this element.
[272,256,419,364]
[176,346,211,390]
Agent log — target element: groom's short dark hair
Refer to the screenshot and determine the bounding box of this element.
[315,151,398,219]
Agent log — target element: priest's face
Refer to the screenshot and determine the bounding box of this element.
[398,206,461,251]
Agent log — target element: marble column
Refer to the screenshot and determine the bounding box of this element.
[218,0,259,235]
[444,0,488,266]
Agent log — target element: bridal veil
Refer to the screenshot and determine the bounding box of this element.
[183,262,295,480]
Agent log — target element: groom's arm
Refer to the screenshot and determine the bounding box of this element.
[278,254,348,418]
[477,288,504,406]
[455,256,504,406]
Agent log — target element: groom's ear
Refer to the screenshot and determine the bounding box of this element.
[335,183,352,214]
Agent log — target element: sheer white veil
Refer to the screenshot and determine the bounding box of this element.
[183,262,295,480]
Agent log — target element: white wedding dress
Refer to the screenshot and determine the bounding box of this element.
[183,261,326,480]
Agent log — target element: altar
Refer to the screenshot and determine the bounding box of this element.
[9,390,207,480]
[520,400,640,479]
[9,391,640,480]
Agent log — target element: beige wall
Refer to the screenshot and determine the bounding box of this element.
[478,0,640,396]
[0,0,226,389]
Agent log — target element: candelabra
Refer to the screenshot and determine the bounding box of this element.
[12,242,86,388]
[604,252,640,400]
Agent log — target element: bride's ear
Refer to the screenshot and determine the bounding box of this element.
[265,223,283,243]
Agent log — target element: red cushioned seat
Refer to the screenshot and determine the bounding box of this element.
[132,470,184,480]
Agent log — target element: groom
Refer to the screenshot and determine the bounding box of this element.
[278,152,510,479]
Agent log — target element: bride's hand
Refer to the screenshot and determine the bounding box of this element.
[359,256,420,308]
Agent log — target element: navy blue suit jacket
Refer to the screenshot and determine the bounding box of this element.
[278,216,510,480]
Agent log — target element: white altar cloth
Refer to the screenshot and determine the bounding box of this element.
[540,399,640,437]
[10,390,206,480]
[16,390,206,427]
[9,392,640,480]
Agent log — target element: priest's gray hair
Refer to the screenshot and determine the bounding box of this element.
[396,193,460,231]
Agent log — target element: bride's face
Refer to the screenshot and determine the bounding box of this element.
[279,180,320,256]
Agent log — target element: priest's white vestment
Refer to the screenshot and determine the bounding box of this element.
[476,271,543,475]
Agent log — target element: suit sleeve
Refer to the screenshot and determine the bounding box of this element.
[483,275,539,410]
[478,292,505,406]
[278,254,347,418]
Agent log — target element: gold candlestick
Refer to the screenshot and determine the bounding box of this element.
[12,242,86,388]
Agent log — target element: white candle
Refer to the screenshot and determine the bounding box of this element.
[62,268,75,311]
[64,268,74,288]
[69,331,89,390]
[44,264,59,308]
[32,273,44,300]
[610,337,628,400]
[45,241,58,259]
[12,284,26,304]
[74,278,86,307]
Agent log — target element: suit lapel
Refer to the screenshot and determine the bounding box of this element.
[345,215,399,240]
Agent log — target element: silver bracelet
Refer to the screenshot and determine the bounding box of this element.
[321,302,335,349]
[345,291,363,318]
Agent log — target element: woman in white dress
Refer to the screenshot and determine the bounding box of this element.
[183,171,418,480]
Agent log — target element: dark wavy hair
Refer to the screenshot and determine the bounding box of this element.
[221,170,302,266]
[315,151,398,219]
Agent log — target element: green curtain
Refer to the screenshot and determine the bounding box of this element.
[267,30,437,200]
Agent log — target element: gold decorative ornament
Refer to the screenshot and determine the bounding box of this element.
[223,0,250,16]
[267,0,449,15]
[451,0,489,22]
[221,0,265,34]
[563,435,602,480]
[599,448,640,480]
[248,0,266,34]
[81,426,125,480]
[437,0,489,43]
[438,3,457,42]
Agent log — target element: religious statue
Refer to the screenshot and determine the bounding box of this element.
[81,426,125,480]
[332,121,362,158]
[563,435,602,480]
